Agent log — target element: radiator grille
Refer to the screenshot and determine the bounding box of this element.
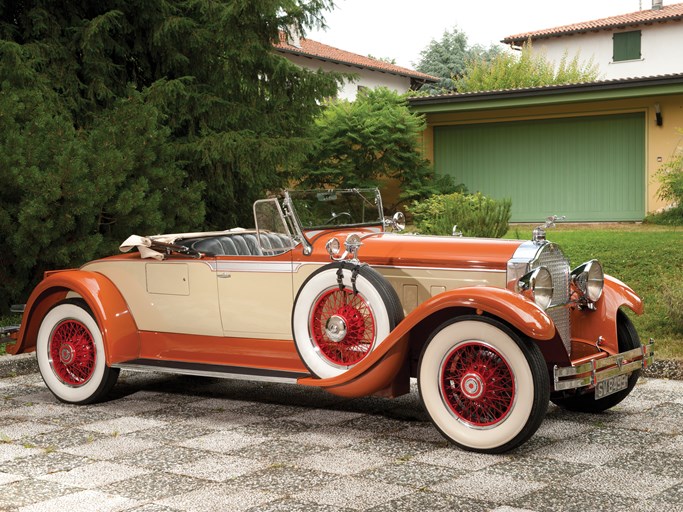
[531,244,571,354]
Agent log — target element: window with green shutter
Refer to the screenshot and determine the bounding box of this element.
[613,31,641,61]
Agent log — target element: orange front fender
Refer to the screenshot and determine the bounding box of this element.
[8,271,139,364]
[571,275,643,355]
[298,286,557,397]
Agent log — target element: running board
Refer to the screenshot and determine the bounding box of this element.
[112,359,309,384]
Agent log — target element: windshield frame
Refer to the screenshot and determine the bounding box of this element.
[283,188,385,232]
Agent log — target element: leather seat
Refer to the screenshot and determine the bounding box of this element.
[231,235,250,256]
[242,234,263,255]
[177,232,292,256]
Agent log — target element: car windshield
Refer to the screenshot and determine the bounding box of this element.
[286,189,383,230]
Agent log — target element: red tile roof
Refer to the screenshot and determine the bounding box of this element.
[503,2,683,44]
[274,34,438,82]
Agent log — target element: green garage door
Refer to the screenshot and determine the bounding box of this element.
[434,113,645,222]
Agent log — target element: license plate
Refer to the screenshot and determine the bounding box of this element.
[595,374,629,400]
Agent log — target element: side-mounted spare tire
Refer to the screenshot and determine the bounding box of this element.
[292,262,404,379]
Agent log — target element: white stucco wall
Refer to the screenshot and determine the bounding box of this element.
[532,22,683,80]
[282,53,413,100]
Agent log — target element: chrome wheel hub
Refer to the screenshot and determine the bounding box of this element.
[461,372,485,400]
[59,343,75,365]
[325,315,347,342]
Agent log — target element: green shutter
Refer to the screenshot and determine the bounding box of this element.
[433,113,645,222]
[613,31,641,61]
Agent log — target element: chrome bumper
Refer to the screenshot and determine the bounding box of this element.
[553,339,655,392]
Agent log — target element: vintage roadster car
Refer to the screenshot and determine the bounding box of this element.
[3,188,654,453]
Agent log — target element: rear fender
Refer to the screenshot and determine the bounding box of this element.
[298,286,558,397]
[8,271,139,364]
[570,275,643,355]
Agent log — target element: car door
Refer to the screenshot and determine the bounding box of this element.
[216,237,294,339]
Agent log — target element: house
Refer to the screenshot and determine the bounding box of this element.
[274,33,437,101]
[502,1,683,80]
[409,74,683,222]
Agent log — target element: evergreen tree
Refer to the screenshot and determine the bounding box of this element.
[415,26,500,93]
[0,1,340,307]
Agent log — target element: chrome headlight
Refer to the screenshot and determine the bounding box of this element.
[516,266,554,310]
[325,234,362,262]
[571,259,604,302]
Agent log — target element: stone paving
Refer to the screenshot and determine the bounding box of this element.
[0,366,682,512]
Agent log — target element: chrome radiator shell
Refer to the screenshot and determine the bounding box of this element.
[507,241,572,354]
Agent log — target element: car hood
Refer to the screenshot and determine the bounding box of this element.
[313,232,524,272]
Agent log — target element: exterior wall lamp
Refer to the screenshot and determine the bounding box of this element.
[655,104,663,126]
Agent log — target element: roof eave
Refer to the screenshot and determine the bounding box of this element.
[408,74,683,113]
[502,14,683,45]
[275,47,438,83]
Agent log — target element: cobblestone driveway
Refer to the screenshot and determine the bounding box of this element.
[0,366,682,512]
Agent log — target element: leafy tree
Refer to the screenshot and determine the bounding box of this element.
[456,42,600,92]
[415,26,500,93]
[298,88,458,209]
[0,1,340,308]
[367,54,397,65]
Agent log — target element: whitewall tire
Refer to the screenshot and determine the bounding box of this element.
[418,316,549,453]
[292,263,403,379]
[36,299,119,404]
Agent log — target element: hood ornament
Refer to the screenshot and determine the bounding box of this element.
[533,215,565,244]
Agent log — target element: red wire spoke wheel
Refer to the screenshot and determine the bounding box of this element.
[292,262,403,379]
[37,299,119,404]
[440,342,515,428]
[309,288,376,366]
[48,319,97,386]
[418,317,549,453]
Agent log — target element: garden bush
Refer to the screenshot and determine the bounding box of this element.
[647,134,683,225]
[408,192,511,238]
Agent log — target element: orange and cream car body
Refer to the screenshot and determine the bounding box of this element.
[3,189,654,453]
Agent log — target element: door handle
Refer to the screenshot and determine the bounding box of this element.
[217,272,231,279]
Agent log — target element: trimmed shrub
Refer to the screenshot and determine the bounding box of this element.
[408,192,511,238]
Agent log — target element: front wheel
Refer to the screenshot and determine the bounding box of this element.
[36,299,119,404]
[418,316,549,453]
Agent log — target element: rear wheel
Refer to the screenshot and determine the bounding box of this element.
[418,316,549,453]
[551,310,641,413]
[36,299,119,404]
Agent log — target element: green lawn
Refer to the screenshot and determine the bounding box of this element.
[507,223,683,360]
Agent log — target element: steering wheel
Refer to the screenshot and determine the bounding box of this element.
[325,211,353,225]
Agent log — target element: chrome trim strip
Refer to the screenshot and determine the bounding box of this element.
[553,340,655,391]
[211,261,300,273]
[112,363,302,384]
[366,264,506,274]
